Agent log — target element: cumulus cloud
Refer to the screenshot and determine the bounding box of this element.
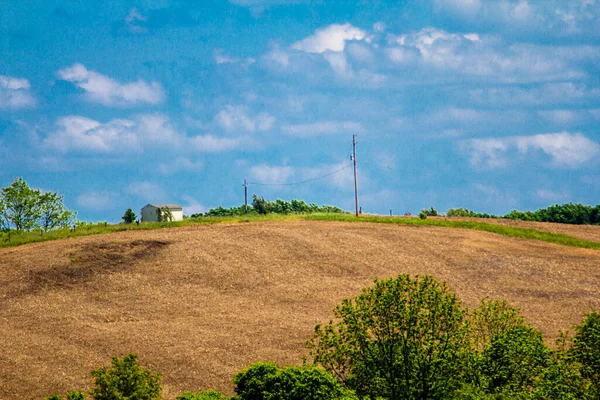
[433,0,600,36]
[250,164,294,183]
[189,135,247,152]
[282,121,363,137]
[291,23,367,53]
[0,75,36,109]
[157,157,204,175]
[215,105,275,132]
[56,63,164,106]
[43,114,246,154]
[462,132,600,169]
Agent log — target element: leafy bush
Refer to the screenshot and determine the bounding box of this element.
[478,326,550,395]
[308,275,468,400]
[505,203,600,225]
[45,391,86,400]
[177,390,229,400]
[446,208,497,219]
[232,362,351,400]
[571,311,600,396]
[89,353,162,400]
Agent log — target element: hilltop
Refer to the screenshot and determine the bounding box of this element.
[1,219,599,399]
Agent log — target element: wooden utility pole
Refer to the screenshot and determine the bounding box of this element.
[243,179,248,213]
[353,134,359,217]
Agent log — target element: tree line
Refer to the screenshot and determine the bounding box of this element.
[191,196,346,218]
[0,177,76,234]
[45,275,599,400]
[441,203,600,225]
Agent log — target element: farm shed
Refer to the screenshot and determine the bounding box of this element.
[141,203,184,222]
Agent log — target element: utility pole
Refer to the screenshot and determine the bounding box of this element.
[352,134,359,217]
[243,179,248,213]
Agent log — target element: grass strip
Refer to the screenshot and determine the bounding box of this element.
[0,214,304,249]
[1,213,599,251]
[305,214,600,251]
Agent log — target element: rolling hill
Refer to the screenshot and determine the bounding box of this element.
[1,219,599,399]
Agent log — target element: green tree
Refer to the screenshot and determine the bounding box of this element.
[232,362,352,400]
[89,353,162,400]
[39,191,76,232]
[469,300,526,353]
[156,207,173,222]
[478,326,549,396]
[252,195,270,215]
[571,311,600,397]
[0,176,42,231]
[308,275,469,400]
[121,208,137,224]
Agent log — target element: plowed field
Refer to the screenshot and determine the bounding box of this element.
[1,220,599,399]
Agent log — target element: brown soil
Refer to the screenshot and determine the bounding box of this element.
[1,220,599,399]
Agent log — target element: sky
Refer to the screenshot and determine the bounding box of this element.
[1,0,599,222]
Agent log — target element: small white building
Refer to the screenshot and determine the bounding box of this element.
[140,203,184,222]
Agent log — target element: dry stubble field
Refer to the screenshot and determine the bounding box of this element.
[1,219,600,399]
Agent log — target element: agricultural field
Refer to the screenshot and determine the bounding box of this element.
[1,219,599,399]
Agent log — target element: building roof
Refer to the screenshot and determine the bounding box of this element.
[143,203,183,210]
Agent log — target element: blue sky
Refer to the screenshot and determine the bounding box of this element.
[1,0,599,221]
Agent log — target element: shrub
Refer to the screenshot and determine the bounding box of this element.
[308,275,468,400]
[571,311,600,396]
[89,353,162,400]
[177,390,229,400]
[232,362,350,400]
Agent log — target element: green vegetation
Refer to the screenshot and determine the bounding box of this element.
[121,208,137,224]
[45,276,600,399]
[0,177,75,233]
[191,196,345,218]
[446,203,600,225]
[232,362,352,400]
[308,275,467,400]
[307,214,600,250]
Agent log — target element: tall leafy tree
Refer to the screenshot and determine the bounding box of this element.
[38,191,75,232]
[0,177,42,231]
[308,275,469,400]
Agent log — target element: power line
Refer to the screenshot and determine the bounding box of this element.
[248,163,352,187]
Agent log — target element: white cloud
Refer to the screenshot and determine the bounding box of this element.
[125,181,167,202]
[215,105,275,132]
[514,132,599,168]
[282,121,362,137]
[189,134,246,152]
[44,116,140,153]
[250,164,294,183]
[43,114,245,154]
[433,0,600,36]
[291,23,367,53]
[0,75,36,109]
[463,132,600,169]
[76,191,116,211]
[462,138,510,168]
[157,157,204,175]
[56,63,164,106]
